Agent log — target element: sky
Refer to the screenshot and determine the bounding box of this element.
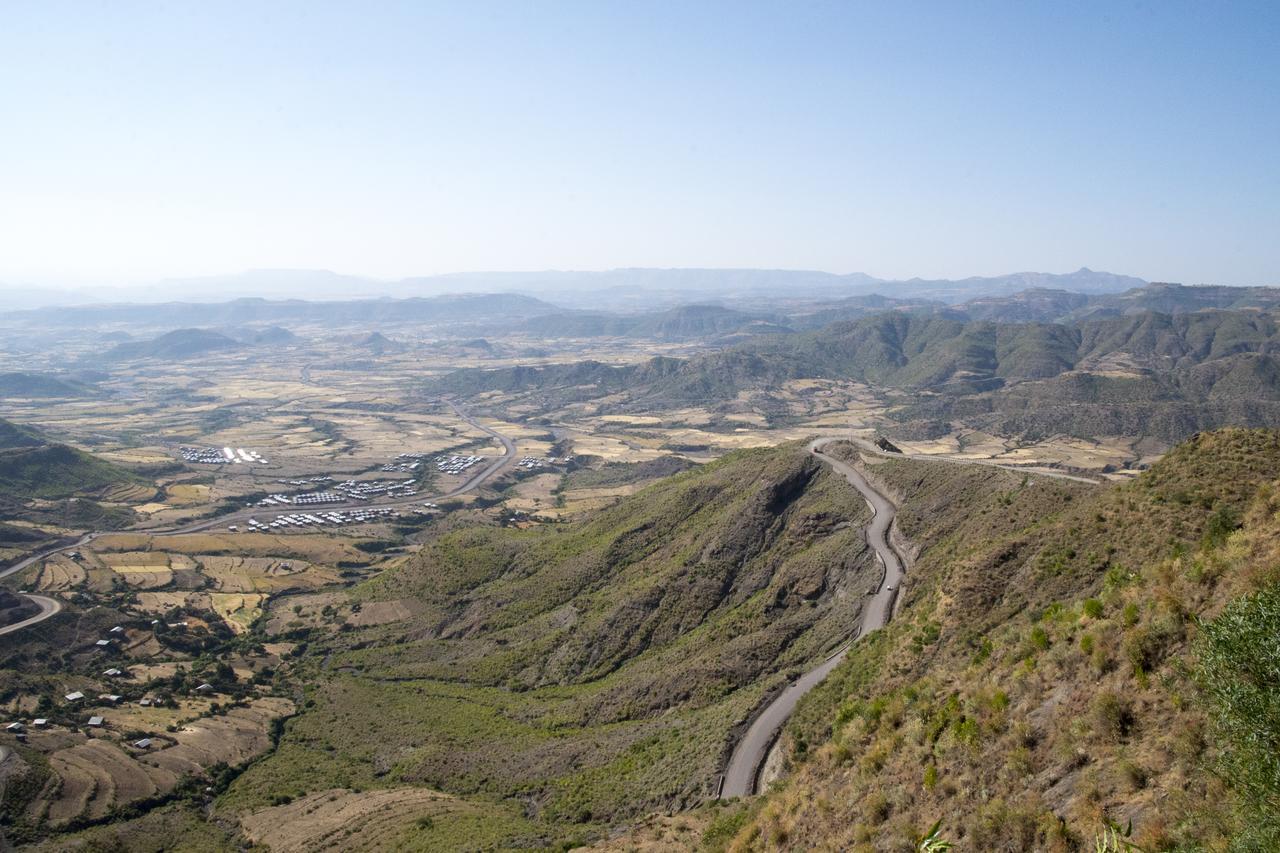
[1,1,1278,287]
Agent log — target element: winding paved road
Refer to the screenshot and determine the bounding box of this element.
[720,437,906,798]
[0,594,62,637]
[0,400,516,635]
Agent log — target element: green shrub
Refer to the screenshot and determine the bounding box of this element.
[701,804,750,851]
[1194,583,1280,847]
[1093,690,1135,742]
[1083,598,1104,619]
[922,763,938,790]
[1201,504,1241,549]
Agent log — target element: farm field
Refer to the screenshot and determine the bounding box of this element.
[22,697,294,828]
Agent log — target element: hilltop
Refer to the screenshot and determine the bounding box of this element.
[358,331,406,354]
[0,372,95,399]
[102,328,242,361]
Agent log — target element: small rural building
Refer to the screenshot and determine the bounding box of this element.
[103,668,122,677]
[95,639,111,647]
[133,738,153,749]
[195,683,214,693]
[139,698,152,707]
[65,691,84,702]
[87,716,104,728]
[32,718,49,728]
[5,722,24,733]
[99,694,121,704]
[109,626,124,634]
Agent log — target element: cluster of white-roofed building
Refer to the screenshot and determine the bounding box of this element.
[179,445,267,464]
[231,506,400,532]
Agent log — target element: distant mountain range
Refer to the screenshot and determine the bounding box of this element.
[16,292,559,328]
[1,267,1151,312]
[959,282,1280,323]
[16,278,1276,343]
[434,306,1280,442]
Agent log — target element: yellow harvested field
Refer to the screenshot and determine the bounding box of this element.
[199,555,340,593]
[127,661,188,681]
[37,556,85,591]
[598,414,664,425]
[567,434,666,462]
[27,697,294,827]
[210,592,267,632]
[134,591,192,612]
[140,697,295,777]
[38,738,177,826]
[91,532,367,564]
[504,473,561,512]
[106,697,216,732]
[239,787,468,853]
[165,483,211,504]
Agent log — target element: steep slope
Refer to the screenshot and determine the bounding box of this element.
[0,417,143,503]
[221,443,886,845]
[719,429,1280,851]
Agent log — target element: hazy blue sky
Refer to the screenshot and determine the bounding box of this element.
[2,1,1277,285]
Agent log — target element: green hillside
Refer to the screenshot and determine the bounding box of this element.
[0,417,141,501]
[0,419,47,450]
[435,308,1280,442]
[220,442,885,843]
[0,372,94,398]
[719,429,1280,851]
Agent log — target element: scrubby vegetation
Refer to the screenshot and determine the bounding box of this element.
[435,309,1280,442]
[723,429,1280,851]
[218,442,885,846]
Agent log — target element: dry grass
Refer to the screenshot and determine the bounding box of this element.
[239,788,460,852]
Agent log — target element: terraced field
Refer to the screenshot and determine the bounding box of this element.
[23,697,294,827]
[238,787,537,852]
[37,739,177,825]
